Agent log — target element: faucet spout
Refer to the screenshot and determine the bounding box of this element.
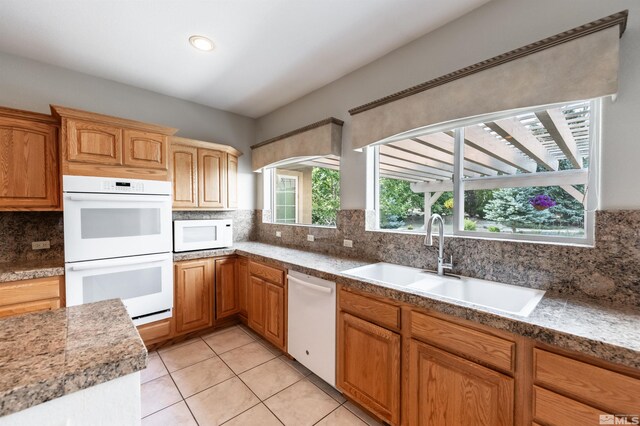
[424,214,452,276]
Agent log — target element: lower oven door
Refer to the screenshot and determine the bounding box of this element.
[65,252,174,326]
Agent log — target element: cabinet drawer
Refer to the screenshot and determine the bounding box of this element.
[411,311,514,372]
[0,298,60,318]
[533,386,610,426]
[0,276,62,306]
[138,319,172,344]
[534,349,640,414]
[339,289,400,330]
[249,261,284,286]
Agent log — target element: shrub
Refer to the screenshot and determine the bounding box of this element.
[464,219,477,231]
[488,225,501,233]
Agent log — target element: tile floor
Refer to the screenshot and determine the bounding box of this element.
[140,324,384,426]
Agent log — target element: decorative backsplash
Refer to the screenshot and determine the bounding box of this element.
[0,212,64,263]
[256,209,640,307]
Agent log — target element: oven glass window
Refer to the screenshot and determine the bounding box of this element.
[81,208,161,239]
[82,267,162,303]
[183,226,217,243]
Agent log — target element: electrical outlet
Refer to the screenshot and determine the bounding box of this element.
[307,234,315,242]
[343,239,353,248]
[32,241,50,250]
[275,231,282,238]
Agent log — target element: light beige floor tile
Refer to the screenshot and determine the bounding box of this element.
[278,355,313,376]
[186,377,260,426]
[141,352,168,384]
[264,379,339,426]
[141,375,182,418]
[200,325,239,339]
[343,402,385,426]
[239,358,304,400]
[158,336,203,354]
[316,406,367,426]
[259,339,285,356]
[172,356,235,397]
[307,374,346,404]
[203,327,255,354]
[237,323,264,340]
[222,403,283,426]
[142,401,197,426]
[159,339,215,372]
[219,341,276,374]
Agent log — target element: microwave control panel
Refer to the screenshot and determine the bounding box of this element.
[102,181,144,192]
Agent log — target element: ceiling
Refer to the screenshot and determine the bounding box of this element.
[0,0,490,118]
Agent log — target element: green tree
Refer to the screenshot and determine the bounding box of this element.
[379,178,424,228]
[483,187,551,232]
[311,167,340,226]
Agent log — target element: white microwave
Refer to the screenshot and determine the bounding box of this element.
[173,219,233,252]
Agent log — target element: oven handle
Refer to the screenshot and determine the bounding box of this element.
[288,275,333,294]
[64,194,170,203]
[68,254,170,271]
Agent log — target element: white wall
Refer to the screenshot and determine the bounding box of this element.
[0,51,256,209]
[256,0,640,211]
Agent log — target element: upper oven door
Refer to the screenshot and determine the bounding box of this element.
[63,192,172,262]
[173,219,233,252]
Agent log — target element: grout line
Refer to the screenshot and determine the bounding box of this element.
[312,405,341,425]
[154,349,200,425]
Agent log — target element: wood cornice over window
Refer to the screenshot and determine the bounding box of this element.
[348,10,628,151]
[251,117,344,171]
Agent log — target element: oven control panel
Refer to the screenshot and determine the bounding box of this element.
[102,181,144,192]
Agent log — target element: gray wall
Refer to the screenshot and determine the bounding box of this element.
[0,51,257,209]
[256,0,640,211]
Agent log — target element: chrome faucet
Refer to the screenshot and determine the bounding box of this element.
[424,214,453,276]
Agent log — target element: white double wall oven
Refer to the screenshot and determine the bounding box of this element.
[63,176,173,325]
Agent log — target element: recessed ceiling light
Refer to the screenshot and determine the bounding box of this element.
[189,35,215,51]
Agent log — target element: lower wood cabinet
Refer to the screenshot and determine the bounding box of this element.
[264,281,285,348]
[137,318,172,345]
[337,310,401,425]
[237,257,249,317]
[409,339,514,426]
[247,260,286,351]
[0,276,64,318]
[215,256,240,320]
[248,276,266,334]
[175,258,213,334]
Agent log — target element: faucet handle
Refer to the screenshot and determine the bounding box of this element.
[443,255,453,270]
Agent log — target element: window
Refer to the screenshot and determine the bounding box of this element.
[265,155,340,227]
[372,99,599,244]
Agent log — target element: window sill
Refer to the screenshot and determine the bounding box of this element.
[262,221,337,230]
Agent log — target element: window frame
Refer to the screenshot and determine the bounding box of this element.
[371,98,601,246]
[274,172,300,224]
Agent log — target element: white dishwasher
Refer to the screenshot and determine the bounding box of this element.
[287,270,336,387]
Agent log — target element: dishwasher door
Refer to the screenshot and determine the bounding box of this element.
[287,270,336,387]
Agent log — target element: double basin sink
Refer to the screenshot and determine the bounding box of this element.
[342,262,545,317]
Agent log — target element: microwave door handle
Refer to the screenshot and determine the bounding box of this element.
[64,194,169,203]
[69,256,167,272]
[288,275,333,294]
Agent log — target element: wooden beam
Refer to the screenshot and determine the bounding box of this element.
[411,181,454,193]
[417,133,519,175]
[560,185,586,205]
[427,191,444,205]
[535,108,583,168]
[486,118,559,171]
[380,163,447,181]
[463,125,538,173]
[380,145,454,179]
[424,191,444,219]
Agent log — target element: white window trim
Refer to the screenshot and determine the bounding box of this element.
[371,98,601,246]
[274,172,300,224]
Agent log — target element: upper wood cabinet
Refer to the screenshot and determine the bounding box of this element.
[175,259,214,334]
[215,256,240,320]
[169,136,241,210]
[0,107,59,210]
[51,105,177,181]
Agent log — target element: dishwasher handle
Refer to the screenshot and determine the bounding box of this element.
[288,275,333,294]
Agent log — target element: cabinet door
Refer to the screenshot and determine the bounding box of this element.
[0,117,59,209]
[66,119,122,165]
[264,281,285,350]
[227,154,238,209]
[409,339,514,426]
[338,312,401,425]
[170,144,198,208]
[175,259,213,334]
[123,129,168,170]
[198,148,226,208]
[237,257,249,317]
[215,257,239,320]
[248,276,265,334]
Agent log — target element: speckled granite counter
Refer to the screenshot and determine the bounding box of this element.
[176,242,640,370]
[0,299,147,417]
[0,259,64,283]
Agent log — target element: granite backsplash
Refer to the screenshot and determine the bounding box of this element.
[256,209,640,307]
[0,212,64,263]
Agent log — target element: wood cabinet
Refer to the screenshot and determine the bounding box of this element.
[337,306,401,425]
[52,105,177,181]
[0,276,64,318]
[169,136,241,210]
[215,256,239,320]
[237,257,249,317]
[0,107,59,210]
[175,259,214,334]
[247,260,286,351]
[409,339,514,426]
[137,318,173,346]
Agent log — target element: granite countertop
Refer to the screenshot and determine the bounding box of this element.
[0,259,64,283]
[0,299,147,417]
[176,242,640,370]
